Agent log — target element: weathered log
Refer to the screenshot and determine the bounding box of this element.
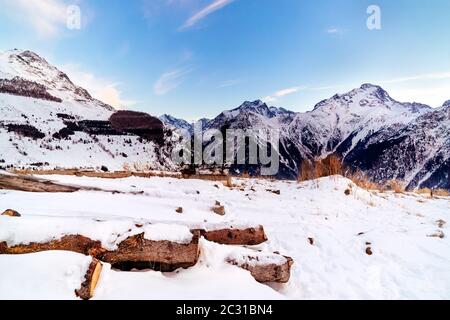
[0,232,201,273]
[100,231,201,272]
[200,225,268,245]
[0,235,103,256]
[227,253,294,283]
[0,173,80,193]
[75,258,103,300]
[75,171,132,179]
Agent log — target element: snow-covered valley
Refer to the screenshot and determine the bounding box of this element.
[1,174,449,300]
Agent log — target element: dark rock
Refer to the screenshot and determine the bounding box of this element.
[109,111,164,144]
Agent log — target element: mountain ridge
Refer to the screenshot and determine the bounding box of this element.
[1,49,449,190]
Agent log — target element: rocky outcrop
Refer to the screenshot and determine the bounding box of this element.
[109,110,164,144]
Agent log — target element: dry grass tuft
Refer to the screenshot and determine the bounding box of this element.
[346,170,383,191]
[415,188,450,198]
[299,155,343,182]
[388,180,404,194]
[433,189,450,197]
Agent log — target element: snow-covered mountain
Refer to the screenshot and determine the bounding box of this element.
[159,114,194,133]
[205,100,295,131]
[288,84,431,159]
[0,49,176,171]
[163,84,447,189]
[345,102,450,189]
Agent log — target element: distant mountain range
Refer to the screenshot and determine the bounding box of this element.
[0,50,449,190]
[160,86,449,190]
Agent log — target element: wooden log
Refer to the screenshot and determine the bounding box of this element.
[75,258,103,300]
[0,173,80,193]
[99,231,201,272]
[0,235,103,256]
[0,232,201,273]
[75,171,132,179]
[199,225,268,245]
[227,253,294,283]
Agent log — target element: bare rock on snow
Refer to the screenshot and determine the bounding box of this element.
[1,209,21,217]
[212,204,226,216]
[436,219,446,228]
[228,254,294,283]
[427,230,445,239]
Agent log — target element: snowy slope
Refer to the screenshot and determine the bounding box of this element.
[159,114,194,133]
[0,174,449,299]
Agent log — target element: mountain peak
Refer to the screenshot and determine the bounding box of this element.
[313,84,395,111]
[1,48,114,112]
[358,83,392,101]
[443,100,450,107]
[2,49,50,67]
[241,100,265,108]
[360,83,381,90]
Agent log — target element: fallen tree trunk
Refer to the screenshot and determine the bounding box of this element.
[227,251,294,283]
[199,225,268,245]
[0,173,145,194]
[0,173,80,193]
[99,231,201,272]
[0,232,201,273]
[75,258,103,300]
[75,171,133,179]
[0,235,103,256]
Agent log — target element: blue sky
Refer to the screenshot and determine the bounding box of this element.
[1,0,450,119]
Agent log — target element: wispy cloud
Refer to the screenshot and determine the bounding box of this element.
[0,0,75,37]
[154,68,193,95]
[179,0,235,31]
[263,86,303,103]
[62,63,136,109]
[386,85,450,107]
[378,70,450,107]
[381,71,450,84]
